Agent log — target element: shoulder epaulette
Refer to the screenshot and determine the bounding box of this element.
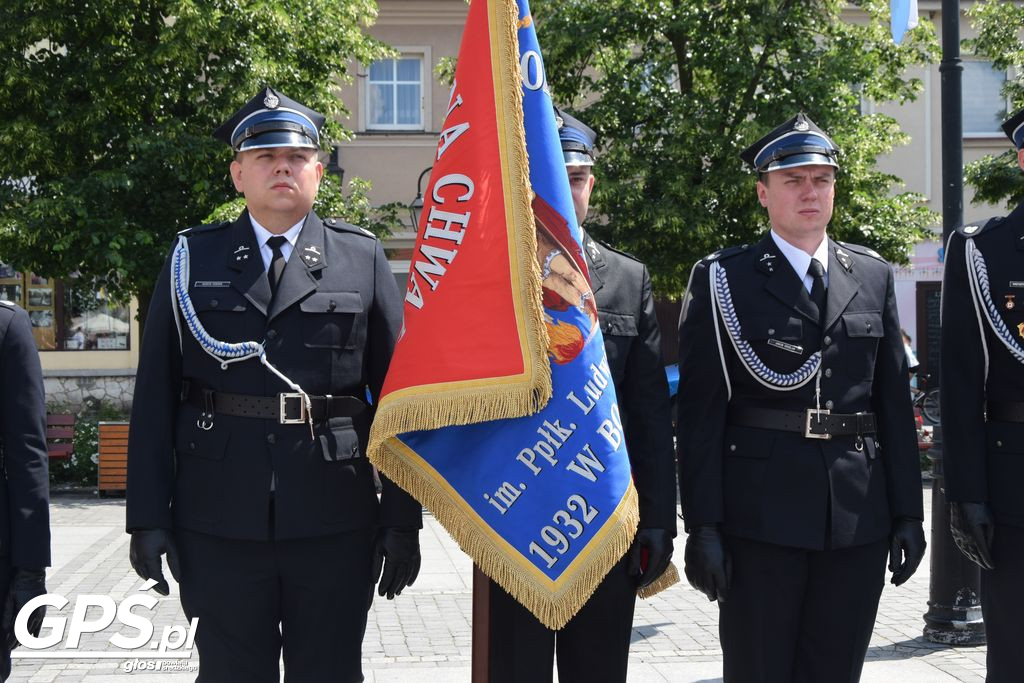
[701,244,748,263]
[956,216,1004,238]
[324,217,376,239]
[838,241,885,262]
[593,239,640,263]
[177,221,229,237]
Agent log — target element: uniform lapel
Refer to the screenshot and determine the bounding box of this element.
[227,211,270,317]
[823,240,860,332]
[757,235,820,324]
[582,231,605,297]
[267,212,326,323]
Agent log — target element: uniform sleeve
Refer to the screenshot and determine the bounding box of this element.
[939,233,988,503]
[366,240,423,529]
[622,266,677,533]
[0,308,51,568]
[126,251,182,531]
[871,266,924,520]
[676,262,728,529]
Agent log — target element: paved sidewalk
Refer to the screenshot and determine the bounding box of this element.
[8,483,988,682]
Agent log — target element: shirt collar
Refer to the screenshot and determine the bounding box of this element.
[249,214,306,248]
[770,230,828,279]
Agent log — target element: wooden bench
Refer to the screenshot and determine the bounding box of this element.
[98,421,129,496]
[45,414,75,460]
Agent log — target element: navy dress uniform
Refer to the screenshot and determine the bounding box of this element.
[0,302,50,681]
[486,109,677,683]
[942,107,1024,683]
[126,88,422,683]
[677,114,925,682]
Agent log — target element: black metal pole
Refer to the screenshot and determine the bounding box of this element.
[923,0,984,644]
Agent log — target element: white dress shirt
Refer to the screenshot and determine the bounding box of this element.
[770,230,829,293]
[250,215,306,271]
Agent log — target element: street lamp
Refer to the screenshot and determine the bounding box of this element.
[409,166,433,230]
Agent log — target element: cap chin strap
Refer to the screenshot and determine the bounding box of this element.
[170,235,315,436]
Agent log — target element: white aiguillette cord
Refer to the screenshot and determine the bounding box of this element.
[170,235,314,438]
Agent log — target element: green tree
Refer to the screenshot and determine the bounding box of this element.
[0,0,399,321]
[531,0,939,295]
[964,0,1024,209]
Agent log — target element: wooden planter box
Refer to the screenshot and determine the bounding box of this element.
[98,421,129,496]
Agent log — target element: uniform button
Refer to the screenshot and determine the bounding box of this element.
[866,323,872,331]
[825,400,834,410]
[824,368,832,378]
[266,329,277,340]
[768,328,775,335]
[266,433,276,445]
[996,440,1003,448]
[729,444,737,452]
[188,441,196,450]
[823,336,832,345]
[210,299,219,308]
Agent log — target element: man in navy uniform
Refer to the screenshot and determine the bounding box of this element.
[126,87,422,682]
[0,301,49,681]
[942,106,1024,683]
[486,109,677,682]
[677,114,926,681]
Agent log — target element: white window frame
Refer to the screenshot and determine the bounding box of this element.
[361,47,432,132]
[962,59,1010,139]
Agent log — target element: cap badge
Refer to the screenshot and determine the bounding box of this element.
[794,119,809,132]
[264,92,280,109]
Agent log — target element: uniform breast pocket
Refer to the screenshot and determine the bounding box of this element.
[191,289,249,341]
[300,292,363,349]
[598,311,637,370]
[842,311,884,379]
[740,314,806,369]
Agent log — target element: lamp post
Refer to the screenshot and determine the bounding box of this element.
[408,166,433,230]
[923,0,985,646]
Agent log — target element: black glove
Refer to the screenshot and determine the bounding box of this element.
[889,517,927,586]
[627,528,674,589]
[1,568,46,651]
[129,529,181,596]
[949,502,995,570]
[683,525,731,603]
[371,527,421,600]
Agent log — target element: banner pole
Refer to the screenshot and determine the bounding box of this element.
[471,565,491,682]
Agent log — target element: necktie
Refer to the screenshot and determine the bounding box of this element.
[267,235,287,295]
[808,258,826,320]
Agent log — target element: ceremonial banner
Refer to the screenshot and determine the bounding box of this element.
[369,0,673,629]
[890,0,919,44]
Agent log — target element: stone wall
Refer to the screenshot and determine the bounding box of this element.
[43,370,135,411]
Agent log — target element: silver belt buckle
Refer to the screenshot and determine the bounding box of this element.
[279,393,307,424]
[805,409,832,439]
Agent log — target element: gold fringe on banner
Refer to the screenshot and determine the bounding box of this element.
[638,562,681,599]
[366,0,549,459]
[376,436,640,630]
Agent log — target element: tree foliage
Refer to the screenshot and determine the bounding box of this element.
[0,0,399,317]
[531,0,939,295]
[964,0,1024,210]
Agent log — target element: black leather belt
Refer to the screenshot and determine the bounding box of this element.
[183,381,366,425]
[727,406,877,440]
[987,401,1024,423]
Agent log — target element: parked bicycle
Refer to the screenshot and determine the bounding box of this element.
[911,382,940,425]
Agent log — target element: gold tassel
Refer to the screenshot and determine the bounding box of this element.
[637,562,681,599]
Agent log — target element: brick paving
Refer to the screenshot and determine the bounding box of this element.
[7,483,991,681]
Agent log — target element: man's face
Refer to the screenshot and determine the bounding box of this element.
[756,165,836,242]
[1017,147,1024,171]
[567,164,595,227]
[230,146,323,226]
